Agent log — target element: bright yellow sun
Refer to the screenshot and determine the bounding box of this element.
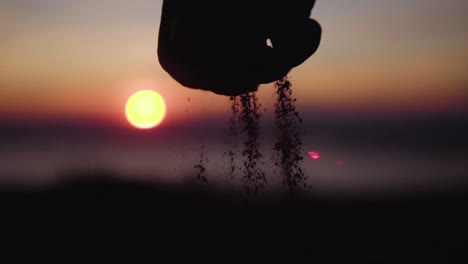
[126,90,166,129]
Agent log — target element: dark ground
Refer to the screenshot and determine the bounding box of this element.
[0,173,466,263]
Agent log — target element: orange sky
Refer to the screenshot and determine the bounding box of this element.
[1,0,467,127]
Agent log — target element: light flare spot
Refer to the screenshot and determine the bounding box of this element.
[308,151,320,160]
[336,160,346,166]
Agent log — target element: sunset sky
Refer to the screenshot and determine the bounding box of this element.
[1,0,467,127]
[0,0,467,192]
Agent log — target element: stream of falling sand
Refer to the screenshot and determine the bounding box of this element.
[272,77,308,195]
[226,93,266,196]
[224,77,306,196]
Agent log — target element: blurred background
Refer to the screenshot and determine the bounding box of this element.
[0,0,467,194]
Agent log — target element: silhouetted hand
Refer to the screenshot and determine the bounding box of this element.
[158,0,322,96]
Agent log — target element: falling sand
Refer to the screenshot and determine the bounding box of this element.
[224,76,306,196]
[225,93,266,196]
[272,77,307,195]
[194,145,208,183]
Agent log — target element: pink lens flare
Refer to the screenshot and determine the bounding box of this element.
[307,151,320,160]
[336,160,346,166]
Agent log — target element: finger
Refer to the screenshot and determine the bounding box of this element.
[270,18,322,68]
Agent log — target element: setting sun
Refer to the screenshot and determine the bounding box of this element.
[125,90,166,129]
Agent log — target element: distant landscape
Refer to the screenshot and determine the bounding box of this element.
[1,114,466,192]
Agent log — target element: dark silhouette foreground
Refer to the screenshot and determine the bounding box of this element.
[158,0,322,96]
[1,172,466,263]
